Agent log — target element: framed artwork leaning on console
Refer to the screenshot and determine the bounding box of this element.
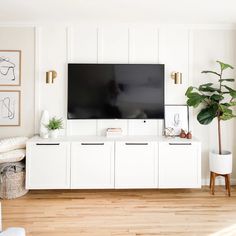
[164,105,189,136]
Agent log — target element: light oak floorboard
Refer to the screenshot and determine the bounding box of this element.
[2,187,236,236]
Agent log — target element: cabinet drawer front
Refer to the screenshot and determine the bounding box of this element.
[158,142,201,188]
[71,142,114,189]
[115,141,158,188]
[26,142,70,189]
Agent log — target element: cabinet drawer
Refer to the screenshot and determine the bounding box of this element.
[26,142,70,189]
[115,141,158,188]
[71,141,114,189]
[158,142,201,188]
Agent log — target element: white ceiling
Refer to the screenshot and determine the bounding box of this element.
[0,0,236,24]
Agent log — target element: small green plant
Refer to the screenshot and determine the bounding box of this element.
[185,61,236,155]
[45,117,63,131]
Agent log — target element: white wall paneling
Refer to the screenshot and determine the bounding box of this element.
[98,27,129,63]
[67,120,97,136]
[38,26,68,135]
[1,24,235,181]
[129,28,159,63]
[66,26,162,136]
[128,120,159,136]
[39,27,67,120]
[34,27,41,133]
[97,120,128,136]
[159,29,189,104]
[71,26,98,63]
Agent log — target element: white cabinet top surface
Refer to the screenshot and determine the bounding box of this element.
[27,135,200,143]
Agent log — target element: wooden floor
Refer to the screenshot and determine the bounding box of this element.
[2,187,236,236]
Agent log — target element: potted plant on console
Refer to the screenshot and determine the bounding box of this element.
[185,61,236,196]
[45,117,63,139]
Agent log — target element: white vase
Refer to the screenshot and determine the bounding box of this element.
[209,150,232,174]
[39,110,49,138]
[49,130,59,139]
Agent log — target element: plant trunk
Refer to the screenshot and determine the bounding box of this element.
[217,116,222,155]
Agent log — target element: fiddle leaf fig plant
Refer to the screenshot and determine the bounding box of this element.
[185,61,236,155]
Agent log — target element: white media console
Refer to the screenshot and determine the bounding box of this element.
[26,136,201,189]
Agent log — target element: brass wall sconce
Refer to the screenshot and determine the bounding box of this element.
[171,72,182,84]
[46,70,57,84]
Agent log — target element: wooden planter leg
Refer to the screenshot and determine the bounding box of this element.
[211,172,215,195]
[225,175,228,190]
[210,172,212,189]
[227,174,231,197]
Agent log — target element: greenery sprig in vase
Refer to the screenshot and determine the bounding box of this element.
[45,117,63,138]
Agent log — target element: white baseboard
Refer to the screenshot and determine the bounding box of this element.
[201,178,236,186]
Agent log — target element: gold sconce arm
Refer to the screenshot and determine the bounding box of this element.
[171,72,182,84]
[46,70,57,84]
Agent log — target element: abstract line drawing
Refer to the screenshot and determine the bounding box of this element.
[0,90,20,126]
[173,113,180,127]
[0,50,21,86]
[0,96,15,120]
[0,57,16,81]
[165,105,189,136]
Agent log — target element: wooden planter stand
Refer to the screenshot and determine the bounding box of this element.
[210,171,231,197]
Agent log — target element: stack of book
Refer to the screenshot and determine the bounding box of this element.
[106,128,123,137]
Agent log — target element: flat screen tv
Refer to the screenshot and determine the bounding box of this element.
[68,64,164,119]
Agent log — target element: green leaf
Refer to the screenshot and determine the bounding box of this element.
[200,83,214,87]
[186,93,207,108]
[217,60,234,71]
[201,70,221,77]
[219,78,235,82]
[223,85,236,98]
[219,105,234,120]
[210,94,224,102]
[228,102,236,106]
[199,85,220,93]
[197,105,218,125]
[185,86,193,96]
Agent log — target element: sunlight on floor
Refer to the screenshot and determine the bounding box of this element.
[211,224,236,236]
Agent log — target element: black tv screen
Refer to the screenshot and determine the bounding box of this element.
[68,64,164,119]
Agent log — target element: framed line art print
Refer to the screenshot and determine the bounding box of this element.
[0,50,21,86]
[165,105,189,136]
[0,90,21,126]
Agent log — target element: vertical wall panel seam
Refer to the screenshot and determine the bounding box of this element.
[96,27,99,63]
[128,28,130,64]
[156,28,159,64]
[188,29,193,133]
[97,27,103,63]
[34,26,40,134]
[65,26,72,135]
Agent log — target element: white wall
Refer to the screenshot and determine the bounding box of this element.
[0,24,236,181]
[0,27,35,138]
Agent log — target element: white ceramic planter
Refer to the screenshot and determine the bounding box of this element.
[49,130,59,139]
[209,150,232,174]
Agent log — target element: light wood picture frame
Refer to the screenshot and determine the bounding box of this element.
[0,90,21,126]
[164,104,189,136]
[0,50,21,86]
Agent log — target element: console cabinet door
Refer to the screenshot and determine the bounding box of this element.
[159,142,201,188]
[26,142,70,189]
[115,141,158,188]
[71,141,114,189]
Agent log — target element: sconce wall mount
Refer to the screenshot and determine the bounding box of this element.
[46,70,57,84]
[171,72,182,84]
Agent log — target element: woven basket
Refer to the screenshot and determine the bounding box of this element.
[0,171,28,199]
